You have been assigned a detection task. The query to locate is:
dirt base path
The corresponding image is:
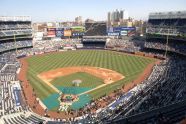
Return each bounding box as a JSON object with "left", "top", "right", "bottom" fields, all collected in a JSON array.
[
  {"left": 38, "top": 66, "right": 124, "bottom": 84},
  {"left": 37, "top": 75, "right": 60, "bottom": 93},
  {"left": 78, "top": 84, "right": 106, "bottom": 96},
  {"left": 38, "top": 66, "right": 125, "bottom": 96}
]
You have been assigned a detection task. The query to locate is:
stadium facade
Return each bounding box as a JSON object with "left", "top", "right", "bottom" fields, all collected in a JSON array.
[
  {"left": 145, "top": 11, "right": 186, "bottom": 56},
  {"left": 0, "top": 16, "right": 33, "bottom": 55}
]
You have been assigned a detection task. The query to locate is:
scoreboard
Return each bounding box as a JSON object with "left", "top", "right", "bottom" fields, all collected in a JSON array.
[{"left": 47, "top": 28, "right": 56, "bottom": 37}]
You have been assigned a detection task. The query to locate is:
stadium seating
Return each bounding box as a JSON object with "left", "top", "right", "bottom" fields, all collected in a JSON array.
[
  {"left": 144, "top": 40, "right": 186, "bottom": 55},
  {"left": 0, "top": 40, "right": 32, "bottom": 53},
  {"left": 0, "top": 23, "right": 31, "bottom": 30},
  {"left": 106, "top": 39, "right": 141, "bottom": 52}
]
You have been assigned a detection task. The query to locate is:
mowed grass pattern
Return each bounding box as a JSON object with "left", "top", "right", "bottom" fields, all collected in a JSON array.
[
  {"left": 27, "top": 50, "right": 155, "bottom": 100},
  {"left": 51, "top": 72, "right": 104, "bottom": 88}
]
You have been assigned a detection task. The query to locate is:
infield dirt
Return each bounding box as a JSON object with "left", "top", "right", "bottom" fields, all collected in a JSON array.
[{"left": 37, "top": 66, "right": 124, "bottom": 95}]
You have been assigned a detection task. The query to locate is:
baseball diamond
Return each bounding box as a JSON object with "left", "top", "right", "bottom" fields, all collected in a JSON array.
[{"left": 20, "top": 50, "right": 156, "bottom": 111}]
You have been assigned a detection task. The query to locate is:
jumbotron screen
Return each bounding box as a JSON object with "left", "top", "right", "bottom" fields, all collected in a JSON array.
[{"left": 85, "top": 22, "right": 107, "bottom": 36}]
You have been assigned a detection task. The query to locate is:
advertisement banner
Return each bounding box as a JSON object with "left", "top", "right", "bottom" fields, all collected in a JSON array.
[
  {"left": 107, "top": 32, "right": 120, "bottom": 36},
  {"left": 113, "top": 27, "right": 136, "bottom": 32},
  {"left": 71, "top": 26, "right": 85, "bottom": 32},
  {"left": 72, "top": 32, "right": 85, "bottom": 36},
  {"left": 13, "top": 87, "right": 21, "bottom": 106},
  {"left": 56, "top": 28, "right": 64, "bottom": 37},
  {"left": 47, "top": 28, "right": 56, "bottom": 37},
  {"left": 120, "top": 30, "right": 128, "bottom": 36},
  {"left": 64, "top": 30, "right": 72, "bottom": 37},
  {"left": 47, "top": 31, "right": 55, "bottom": 37}
]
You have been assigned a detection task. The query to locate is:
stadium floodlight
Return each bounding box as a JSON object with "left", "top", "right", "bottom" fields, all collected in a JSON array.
[
  {"left": 13, "top": 30, "right": 18, "bottom": 55},
  {"left": 164, "top": 29, "right": 169, "bottom": 58}
]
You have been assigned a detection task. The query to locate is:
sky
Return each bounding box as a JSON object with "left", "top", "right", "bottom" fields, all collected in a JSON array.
[{"left": 0, "top": 0, "right": 186, "bottom": 22}]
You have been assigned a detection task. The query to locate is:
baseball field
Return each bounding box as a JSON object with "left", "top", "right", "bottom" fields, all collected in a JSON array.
[{"left": 25, "top": 50, "right": 156, "bottom": 111}]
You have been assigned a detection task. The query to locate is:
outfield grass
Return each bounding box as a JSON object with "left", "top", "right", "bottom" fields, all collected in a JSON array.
[
  {"left": 26, "top": 50, "right": 156, "bottom": 100},
  {"left": 51, "top": 72, "right": 104, "bottom": 88}
]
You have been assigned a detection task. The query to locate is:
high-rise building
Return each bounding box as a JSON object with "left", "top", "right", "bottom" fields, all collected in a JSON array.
[
  {"left": 108, "top": 12, "right": 111, "bottom": 24},
  {"left": 75, "top": 16, "right": 82, "bottom": 25},
  {"left": 107, "top": 9, "right": 129, "bottom": 26},
  {"left": 111, "top": 11, "right": 115, "bottom": 22},
  {"left": 115, "top": 9, "right": 120, "bottom": 22},
  {"left": 120, "top": 10, "right": 124, "bottom": 20}
]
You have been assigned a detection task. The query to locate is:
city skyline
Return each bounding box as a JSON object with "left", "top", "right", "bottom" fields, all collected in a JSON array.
[{"left": 0, "top": 0, "right": 186, "bottom": 22}]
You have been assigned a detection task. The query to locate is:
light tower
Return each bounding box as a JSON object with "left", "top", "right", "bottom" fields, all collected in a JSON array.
[
  {"left": 164, "top": 28, "right": 170, "bottom": 58},
  {"left": 13, "top": 31, "right": 18, "bottom": 55}
]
